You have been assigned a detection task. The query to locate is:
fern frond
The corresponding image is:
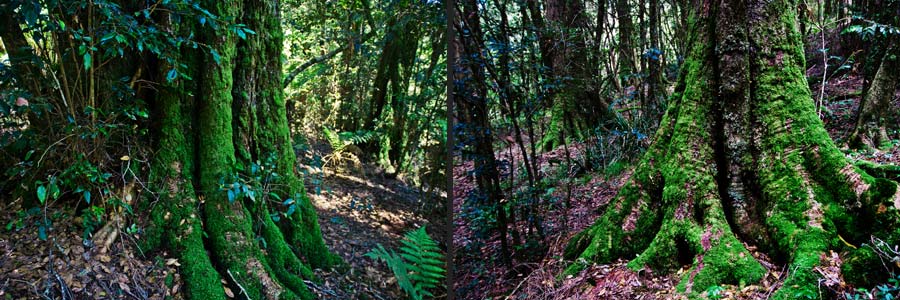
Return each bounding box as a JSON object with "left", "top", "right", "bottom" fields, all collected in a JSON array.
[
  {"left": 322, "top": 127, "right": 346, "bottom": 152},
  {"left": 366, "top": 226, "right": 446, "bottom": 300}
]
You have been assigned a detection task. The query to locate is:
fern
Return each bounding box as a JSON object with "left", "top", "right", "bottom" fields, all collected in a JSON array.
[
  {"left": 322, "top": 128, "right": 376, "bottom": 174},
  {"left": 322, "top": 127, "right": 346, "bottom": 152},
  {"left": 338, "top": 129, "right": 377, "bottom": 146},
  {"left": 366, "top": 226, "right": 446, "bottom": 300}
]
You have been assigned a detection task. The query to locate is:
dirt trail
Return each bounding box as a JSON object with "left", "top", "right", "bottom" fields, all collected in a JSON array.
[{"left": 304, "top": 159, "right": 445, "bottom": 299}]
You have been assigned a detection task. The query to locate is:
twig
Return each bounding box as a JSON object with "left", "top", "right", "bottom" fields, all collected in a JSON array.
[
  {"left": 227, "top": 269, "right": 252, "bottom": 300},
  {"left": 503, "top": 264, "right": 539, "bottom": 300},
  {"left": 302, "top": 279, "right": 339, "bottom": 297},
  {"left": 817, "top": 22, "right": 828, "bottom": 118},
  {"left": 37, "top": 134, "right": 76, "bottom": 168}
]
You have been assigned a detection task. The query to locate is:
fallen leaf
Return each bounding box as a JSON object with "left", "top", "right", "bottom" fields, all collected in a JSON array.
[{"left": 166, "top": 258, "right": 180, "bottom": 266}]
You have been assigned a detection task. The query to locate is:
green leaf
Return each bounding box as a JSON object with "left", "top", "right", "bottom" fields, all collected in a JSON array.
[
  {"left": 49, "top": 183, "right": 60, "bottom": 199},
  {"left": 83, "top": 52, "right": 92, "bottom": 70},
  {"left": 101, "top": 32, "right": 116, "bottom": 43},
  {"left": 842, "top": 25, "right": 862, "bottom": 34},
  {"left": 37, "top": 185, "right": 47, "bottom": 204},
  {"left": 84, "top": 191, "right": 91, "bottom": 204},
  {"left": 58, "top": 20, "right": 66, "bottom": 31},
  {"left": 210, "top": 49, "right": 221, "bottom": 64},
  {"left": 286, "top": 204, "right": 296, "bottom": 216},
  {"left": 166, "top": 68, "right": 178, "bottom": 82}
]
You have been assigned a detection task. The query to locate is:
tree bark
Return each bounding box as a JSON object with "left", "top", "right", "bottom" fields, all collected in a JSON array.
[
  {"left": 616, "top": 0, "right": 636, "bottom": 83},
  {"left": 146, "top": 0, "right": 336, "bottom": 299},
  {"left": 564, "top": 0, "right": 900, "bottom": 298},
  {"left": 848, "top": 38, "right": 899, "bottom": 150},
  {"left": 454, "top": 0, "right": 512, "bottom": 265}
]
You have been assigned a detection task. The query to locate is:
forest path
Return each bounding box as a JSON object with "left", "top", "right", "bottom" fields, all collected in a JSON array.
[{"left": 300, "top": 142, "right": 446, "bottom": 299}]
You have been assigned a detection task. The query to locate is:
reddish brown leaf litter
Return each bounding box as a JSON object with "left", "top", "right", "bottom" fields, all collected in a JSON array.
[
  {"left": 453, "top": 143, "right": 629, "bottom": 300},
  {"left": 0, "top": 203, "right": 179, "bottom": 300}
]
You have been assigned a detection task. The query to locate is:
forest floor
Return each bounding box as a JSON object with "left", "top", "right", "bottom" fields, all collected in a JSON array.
[
  {"left": 298, "top": 141, "right": 448, "bottom": 299},
  {"left": 453, "top": 68, "right": 900, "bottom": 300},
  {"left": 0, "top": 141, "right": 445, "bottom": 300}
]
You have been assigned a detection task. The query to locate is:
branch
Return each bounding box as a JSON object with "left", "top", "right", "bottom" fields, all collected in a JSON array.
[
  {"left": 283, "top": 2, "right": 380, "bottom": 88},
  {"left": 282, "top": 44, "right": 347, "bottom": 88}
]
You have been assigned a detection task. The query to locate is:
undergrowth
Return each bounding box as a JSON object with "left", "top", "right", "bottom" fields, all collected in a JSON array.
[{"left": 366, "top": 226, "right": 446, "bottom": 300}]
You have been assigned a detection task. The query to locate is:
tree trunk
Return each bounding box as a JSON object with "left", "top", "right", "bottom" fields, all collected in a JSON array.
[
  {"left": 563, "top": 0, "right": 900, "bottom": 298},
  {"left": 645, "top": 0, "right": 664, "bottom": 125},
  {"left": 616, "top": 0, "right": 636, "bottom": 84},
  {"left": 540, "top": 0, "right": 615, "bottom": 151},
  {"left": 365, "top": 22, "right": 401, "bottom": 131},
  {"left": 146, "top": 0, "right": 336, "bottom": 299},
  {"left": 454, "top": 0, "right": 512, "bottom": 265},
  {"left": 848, "top": 38, "right": 899, "bottom": 150}
]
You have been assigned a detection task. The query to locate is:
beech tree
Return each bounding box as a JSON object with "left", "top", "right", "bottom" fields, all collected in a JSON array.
[{"left": 563, "top": 0, "right": 900, "bottom": 298}]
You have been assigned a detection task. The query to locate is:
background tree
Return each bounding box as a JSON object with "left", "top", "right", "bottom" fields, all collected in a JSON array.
[{"left": 280, "top": 0, "right": 446, "bottom": 182}]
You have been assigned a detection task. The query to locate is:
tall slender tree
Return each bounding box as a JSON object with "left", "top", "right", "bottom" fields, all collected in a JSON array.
[
  {"left": 454, "top": 0, "right": 512, "bottom": 265},
  {"left": 848, "top": 38, "right": 899, "bottom": 150}
]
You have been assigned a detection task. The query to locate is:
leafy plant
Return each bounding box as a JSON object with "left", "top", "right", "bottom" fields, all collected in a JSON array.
[
  {"left": 366, "top": 226, "right": 446, "bottom": 300},
  {"left": 219, "top": 154, "right": 304, "bottom": 222},
  {"left": 705, "top": 285, "right": 725, "bottom": 300},
  {"left": 321, "top": 127, "right": 375, "bottom": 174}
]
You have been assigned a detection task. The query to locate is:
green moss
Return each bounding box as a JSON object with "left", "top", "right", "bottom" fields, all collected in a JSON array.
[
  {"left": 255, "top": 203, "right": 315, "bottom": 299},
  {"left": 281, "top": 192, "right": 344, "bottom": 270},
  {"left": 147, "top": 43, "right": 225, "bottom": 298},
  {"left": 869, "top": 178, "right": 898, "bottom": 203},
  {"left": 842, "top": 247, "right": 884, "bottom": 286},
  {"left": 540, "top": 90, "right": 587, "bottom": 152},
  {"left": 562, "top": 2, "right": 900, "bottom": 299},
  {"left": 855, "top": 160, "right": 900, "bottom": 181}
]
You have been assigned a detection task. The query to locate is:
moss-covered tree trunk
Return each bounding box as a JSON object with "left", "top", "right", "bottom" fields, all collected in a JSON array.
[
  {"left": 563, "top": 0, "right": 900, "bottom": 298},
  {"left": 147, "top": 0, "right": 336, "bottom": 299},
  {"left": 539, "top": 0, "right": 616, "bottom": 152},
  {"left": 848, "top": 38, "right": 899, "bottom": 151}
]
